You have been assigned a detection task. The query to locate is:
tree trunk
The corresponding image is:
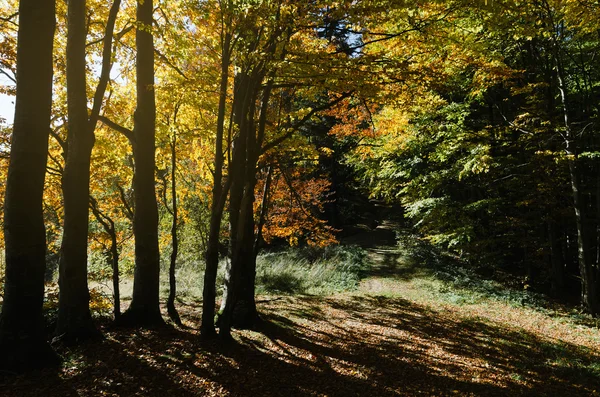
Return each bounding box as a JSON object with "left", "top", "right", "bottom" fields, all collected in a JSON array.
[
  {"left": 110, "top": 228, "right": 121, "bottom": 320},
  {"left": 218, "top": 71, "right": 256, "bottom": 339},
  {"left": 201, "top": 29, "right": 232, "bottom": 338},
  {"left": 554, "top": 41, "right": 600, "bottom": 316},
  {"left": 120, "top": 0, "right": 163, "bottom": 326},
  {"left": 231, "top": 189, "right": 259, "bottom": 330},
  {"left": 219, "top": 71, "right": 267, "bottom": 337},
  {"left": 55, "top": 0, "right": 97, "bottom": 343},
  {"left": 0, "top": 0, "right": 59, "bottom": 372},
  {"left": 218, "top": 133, "right": 247, "bottom": 339},
  {"left": 167, "top": 137, "right": 181, "bottom": 326}
]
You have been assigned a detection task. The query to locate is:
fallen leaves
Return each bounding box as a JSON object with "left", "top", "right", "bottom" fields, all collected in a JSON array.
[{"left": 2, "top": 226, "right": 600, "bottom": 396}]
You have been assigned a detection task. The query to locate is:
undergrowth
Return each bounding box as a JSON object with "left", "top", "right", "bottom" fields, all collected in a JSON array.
[
  {"left": 156, "top": 244, "right": 368, "bottom": 300},
  {"left": 394, "top": 230, "right": 600, "bottom": 329},
  {"left": 255, "top": 245, "right": 368, "bottom": 295},
  {"left": 396, "top": 230, "right": 544, "bottom": 305}
]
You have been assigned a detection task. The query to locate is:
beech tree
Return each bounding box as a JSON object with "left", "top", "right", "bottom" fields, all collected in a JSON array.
[
  {"left": 118, "top": 0, "right": 162, "bottom": 325},
  {"left": 55, "top": 0, "right": 122, "bottom": 342},
  {"left": 0, "top": 0, "right": 58, "bottom": 371}
]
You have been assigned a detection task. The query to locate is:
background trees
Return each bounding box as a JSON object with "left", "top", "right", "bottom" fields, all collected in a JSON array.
[{"left": 348, "top": 0, "right": 600, "bottom": 313}]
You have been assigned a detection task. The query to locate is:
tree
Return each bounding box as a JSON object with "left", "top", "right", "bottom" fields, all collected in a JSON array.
[
  {"left": 55, "top": 0, "right": 122, "bottom": 343},
  {"left": 0, "top": 0, "right": 58, "bottom": 371},
  {"left": 119, "top": 0, "right": 163, "bottom": 325},
  {"left": 200, "top": 0, "right": 233, "bottom": 338},
  {"left": 213, "top": 1, "right": 358, "bottom": 338}
]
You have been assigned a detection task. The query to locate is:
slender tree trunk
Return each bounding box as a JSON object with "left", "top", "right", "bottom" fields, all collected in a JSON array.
[
  {"left": 231, "top": 185, "right": 259, "bottom": 329},
  {"left": 167, "top": 137, "right": 181, "bottom": 325},
  {"left": 217, "top": 72, "right": 253, "bottom": 339},
  {"left": 110, "top": 228, "right": 121, "bottom": 320},
  {"left": 89, "top": 198, "right": 121, "bottom": 320},
  {"left": 55, "top": 0, "right": 97, "bottom": 343},
  {"left": 227, "top": 94, "right": 273, "bottom": 331},
  {"left": 56, "top": 0, "right": 121, "bottom": 339},
  {"left": 0, "top": 0, "right": 58, "bottom": 372},
  {"left": 120, "top": 0, "right": 163, "bottom": 326},
  {"left": 218, "top": 133, "right": 247, "bottom": 339},
  {"left": 232, "top": 166, "right": 273, "bottom": 330},
  {"left": 201, "top": 30, "right": 232, "bottom": 338},
  {"left": 555, "top": 43, "right": 600, "bottom": 316}
]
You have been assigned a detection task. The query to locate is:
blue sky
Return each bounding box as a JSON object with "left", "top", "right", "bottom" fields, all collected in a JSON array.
[{"left": 0, "top": 93, "right": 14, "bottom": 124}]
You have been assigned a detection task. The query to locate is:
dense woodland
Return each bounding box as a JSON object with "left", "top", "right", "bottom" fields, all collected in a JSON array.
[{"left": 1, "top": 0, "right": 600, "bottom": 380}]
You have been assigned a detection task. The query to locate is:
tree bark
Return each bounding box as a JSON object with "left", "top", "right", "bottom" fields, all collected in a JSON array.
[
  {"left": 0, "top": 0, "right": 59, "bottom": 372},
  {"left": 120, "top": 0, "right": 163, "bottom": 326},
  {"left": 55, "top": 0, "right": 97, "bottom": 344},
  {"left": 167, "top": 136, "right": 181, "bottom": 326},
  {"left": 218, "top": 72, "right": 255, "bottom": 339},
  {"left": 201, "top": 27, "right": 232, "bottom": 338}
]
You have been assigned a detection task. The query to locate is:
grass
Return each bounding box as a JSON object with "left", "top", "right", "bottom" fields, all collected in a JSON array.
[
  {"left": 86, "top": 244, "right": 369, "bottom": 308},
  {"left": 255, "top": 245, "right": 367, "bottom": 295}
]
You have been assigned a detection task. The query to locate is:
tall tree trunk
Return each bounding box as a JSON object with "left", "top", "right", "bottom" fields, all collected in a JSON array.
[
  {"left": 56, "top": 0, "right": 121, "bottom": 340},
  {"left": 0, "top": 0, "right": 58, "bottom": 372},
  {"left": 232, "top": 166, "right": 273, "bottom": 330},
  {"left": 230, "top": 185, "right": 259, "bottom": 330},
  {"left": 120, "top": 0, "right": 163, "bottom": 326},
  {"left": 219, "top": 71, "right": 267, "bottom": 337},
  {"left": 554, "top": 42, "right": 600, "bottom": 316},
  {"left": 201, "top": 27, "right": 232, "bottom": 338},
  {"left": 227, "top": 84, "right": 274, "bottom": 331},
  {"left": 55, "top": 0, "right": 97, "bottom": 343},
  {"left": 218, "top": 72, "right": 251, "bottom": 339},
  {"left": 111, "top": 233, "right": 121, "bottom": 320},
  {"left": 218, "top": 133, "right": 247, "bottom": 339},
  {"left": 167, "top": 136, "right": 181, "bottom": 325}
]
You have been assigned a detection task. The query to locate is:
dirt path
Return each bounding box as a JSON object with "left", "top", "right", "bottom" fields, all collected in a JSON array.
[{"left": 342, "top": 221, "right": 431, "bottom": 295}]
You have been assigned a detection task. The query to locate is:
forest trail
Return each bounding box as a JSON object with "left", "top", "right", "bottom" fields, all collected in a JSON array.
[
  {"left": 341, "top": 215, "right": 435, "bottom": 296},
  {"left": 3, "top": 223, "right": 600, "bottom": 396}
]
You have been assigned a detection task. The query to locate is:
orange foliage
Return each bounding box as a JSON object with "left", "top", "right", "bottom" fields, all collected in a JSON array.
[{"left": 257, "top": 168, "right": 337, "bottom": 248}]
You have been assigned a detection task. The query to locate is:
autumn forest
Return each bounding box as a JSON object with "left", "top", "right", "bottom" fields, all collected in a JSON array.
[{"left": 1, "top": 0, "right": 600, "bottom": 395}]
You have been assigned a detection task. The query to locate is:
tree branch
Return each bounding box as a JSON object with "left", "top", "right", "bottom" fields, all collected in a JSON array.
[
  {"left": 154, "top": 48, "right": 189, "bottom": 80},
  {"left": 89, "top": 0, "right": 122, "bottom": 129},
  {"left": 0, "top": 68, "right": 16, "bottom": 84},
  {"left": 116, "top": 182, "right": 134, "bottom": 222},
  {"left": 262, "top": 92, "right": 352, "bottom": 153},
  {"left": 98, "top": 115, "right": 135, "bottom": 143}
]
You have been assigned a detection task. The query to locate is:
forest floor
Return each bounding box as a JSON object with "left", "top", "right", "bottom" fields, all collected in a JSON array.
[{"left": 2, "top": 222, "right": 600, "bottom": 396}]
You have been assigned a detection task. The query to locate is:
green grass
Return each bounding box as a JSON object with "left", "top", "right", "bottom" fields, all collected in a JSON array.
[
  {"left": 155, "top": 244, "right": 369, "bottom": 302},
  {"left": 392, "top": 229, "right": 549, "bottom": 309},
  {"left": 255, "top": 245, "right": 368, "bottom": 295}
]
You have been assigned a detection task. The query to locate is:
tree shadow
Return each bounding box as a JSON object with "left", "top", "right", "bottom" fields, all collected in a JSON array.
[
  {"left": 249, "top": 295, "right": 600, "bottom": 396},
  {"left": 2, "top": 294, "right": 599, "bottom": 396}
]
